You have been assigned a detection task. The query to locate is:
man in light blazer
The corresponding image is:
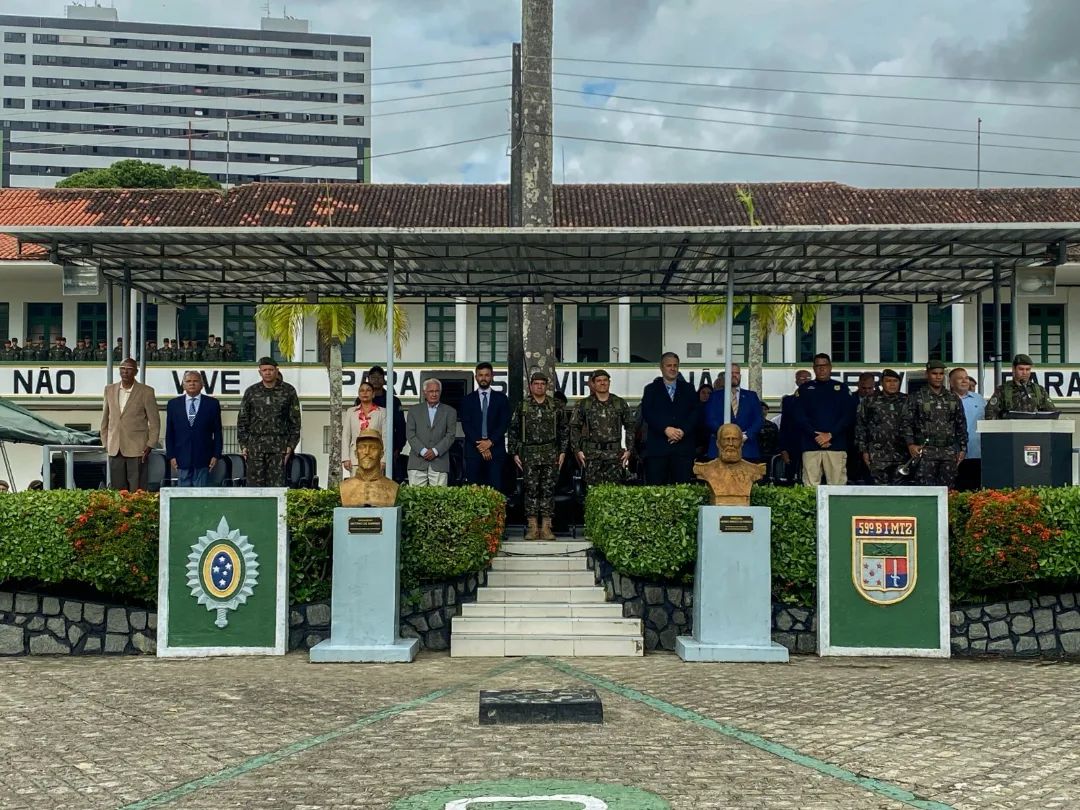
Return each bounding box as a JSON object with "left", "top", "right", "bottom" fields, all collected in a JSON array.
[
  {"left": 405, "top": 378, "right": 457, "bottom": 486},
  {"left": 166, "top": 370, "right": 223, "bottom": 487},
  {"left": 100, "top": 357, "right": 160, "bottom": 491}
]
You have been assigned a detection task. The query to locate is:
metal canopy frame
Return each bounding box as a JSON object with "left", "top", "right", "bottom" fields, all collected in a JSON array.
[{"left": 6, "top": 223, "right": 1079, "bottom": 302}]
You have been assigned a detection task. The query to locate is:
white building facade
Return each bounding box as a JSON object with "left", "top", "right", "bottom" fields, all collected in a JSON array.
[{"left": 0, "top": 5, "right": 371, "bottom": 187}]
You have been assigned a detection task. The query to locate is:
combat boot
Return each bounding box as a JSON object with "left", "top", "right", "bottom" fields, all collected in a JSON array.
[
  {"left": 539, "top": 517, "right": 556, "bottom": 541},
  {"left": 524, "top": 516, "right": 539, "bottom": 541}
]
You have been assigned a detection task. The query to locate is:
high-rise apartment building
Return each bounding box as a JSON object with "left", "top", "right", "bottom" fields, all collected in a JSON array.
[{"left": 0, "top": 4, "right": 371, "bottom": 187}]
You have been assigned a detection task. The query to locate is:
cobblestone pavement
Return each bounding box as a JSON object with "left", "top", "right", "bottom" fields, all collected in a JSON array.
[{"left": 1, "top": 652, "right": 1077, "bottom": 809}]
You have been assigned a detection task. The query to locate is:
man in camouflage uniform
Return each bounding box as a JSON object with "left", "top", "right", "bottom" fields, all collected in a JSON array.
[
  {"left": 855, "top": 369, "right": 908, "bottom": 484},
  {"left": 985, "top": 353, "right": 1057, "bottom": 419},
  {"left": 203, "top": 336, "right": 222, "bottom": 362},
  {"left": 1, "top": 339, "right": 12, "bottom": 361},
  {"left": 570, "top": 369, "right": 637, "bottom": 487},
  {"left": 509, "top": 371, "right": 568, "bottom": 541},
  {"left": 159, "top": 339, "right": 175, "bottom": 362},
  {"left": 71, "top": 339, "right": 86, "bottom": 361},
  {"left": 31, "top": 339, "right": 48, "bottom": 361},
  {"left": 93, "top": 339, "right": 108, "bottom": 362},
  {"left": 112, "top": 338, "right": 124, "bottom": 362},
  {"left": 901, "top": 359, "right": 967, "bottom": 487},
  {"left": 49, "top": 337, "right": 72, "bottom": 362},
  {"left": 236, "top": 356, "right": 302, "bottom": 487}
]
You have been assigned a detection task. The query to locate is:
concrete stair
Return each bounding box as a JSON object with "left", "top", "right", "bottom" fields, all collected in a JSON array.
[{"left": 451, "top": 537, "right": 643, "bottom": 658}]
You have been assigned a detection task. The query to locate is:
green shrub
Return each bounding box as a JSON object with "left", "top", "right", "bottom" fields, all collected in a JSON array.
[
  {"left": 0, "top": 490, "right": 86, "bottom": 584},
  {"left": 750, "top": 486, "right": 817, "bottom": 605},
  {"left": 286, "top": 489, "right": 338, "bottom": 603},
  {"left": 1038, "top": 487, "right": 1080, "bottom": 580},
  {"left": 68, "top": 490, "right": 159, "bottom": 603},
  {"left": 585, "top": 484, "right": 708, "bottom": 580},
  {"left": 398, "top": 485, "right": 504, "bottom": 586}
]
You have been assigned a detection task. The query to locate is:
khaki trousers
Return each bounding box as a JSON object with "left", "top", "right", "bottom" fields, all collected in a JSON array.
[{"left": 801, "top": 450, "right": 847, "bottom": 487}]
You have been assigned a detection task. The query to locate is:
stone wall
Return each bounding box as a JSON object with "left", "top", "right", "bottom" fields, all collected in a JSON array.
[
  {"left": 0, "top": 591, "right": 155, "bottom": 656},
  {"left": 1, "top": 572, "right": 484, "bottom": 656}
]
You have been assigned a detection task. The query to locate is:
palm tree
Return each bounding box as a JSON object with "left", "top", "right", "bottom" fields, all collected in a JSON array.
[
  {"left": 256, "top": 298, "right": 410, "bottom": 487},
  {"left": 689, "top": 187, "right": 819, "bottom": 394}
]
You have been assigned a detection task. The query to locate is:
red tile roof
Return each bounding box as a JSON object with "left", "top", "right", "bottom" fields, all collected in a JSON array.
[{"left": 1, "top": 182, "right": 1080, "bottom": 260}]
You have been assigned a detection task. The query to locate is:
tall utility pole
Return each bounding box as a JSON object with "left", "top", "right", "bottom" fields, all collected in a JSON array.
[
  {"left": 506, "top": 42, "right": 525, "bottom": 407},
  {"left": 518, "top": 0, "right": 556, "bottom": 385}
]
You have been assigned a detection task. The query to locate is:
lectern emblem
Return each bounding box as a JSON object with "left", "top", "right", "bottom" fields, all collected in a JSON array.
[
  {"left": 1024, "top": 445, "right": 1041, "bottom": 466},
  {"left": 186, "top": 516, "right": 259, "bottom": 628},
  {"left": 851, "top": 516, "right": 917, "bottom": 605}
]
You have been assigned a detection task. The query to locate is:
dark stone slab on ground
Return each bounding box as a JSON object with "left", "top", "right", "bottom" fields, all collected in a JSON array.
[{"left": 478, "top": 689, "right": 603, "bottom": 725}]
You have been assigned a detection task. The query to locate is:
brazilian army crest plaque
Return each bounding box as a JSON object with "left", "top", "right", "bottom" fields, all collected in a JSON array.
[{"left": 158, "top": 489, "right": 287, "bottom": 657}]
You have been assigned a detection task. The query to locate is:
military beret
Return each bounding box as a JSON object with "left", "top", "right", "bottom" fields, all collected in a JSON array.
[
  {"left": 925, "top": 359, "right": 946, "bottom": 371},
  {"left": 257, "top": 356, "right": 278, "bottom": 367},
  {"left": 882, "top": 368, "right": 901, "bottom": 380},
  {"left": 1012, "top": 353, "right": 1033, "bottom": 366},
  {"left": 590, "top": 369, "right": 610, "bottom": 380},
  {"left": 530, "top": 371, "right": 549, "bottom": 383}
]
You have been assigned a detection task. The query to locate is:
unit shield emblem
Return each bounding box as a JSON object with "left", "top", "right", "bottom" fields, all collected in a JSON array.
[
  {"left": 852, "top": 516, "right": 917, "bottom": 605},
  {"left": 186, "top": 516, "right": 260, "bottom": 628},
  {"left": 1024, "top": 445, "right": 1041, "bottom": 467}
]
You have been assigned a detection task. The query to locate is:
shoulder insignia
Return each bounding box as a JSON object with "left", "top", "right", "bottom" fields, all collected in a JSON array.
[{"left": 834, "top": 385, "right": 841, "bottom": 391}]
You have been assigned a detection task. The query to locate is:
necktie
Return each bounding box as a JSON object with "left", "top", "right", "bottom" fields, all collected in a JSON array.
[
  {"left": 668, "top": 384, "right": 675, "bottom": 402},
  {"left": 480, "top": 392, "right": 489, "bottom": 439},
  {"left": 188, "top": 397, "right": 197, "bottom": 426},
  {"left": 731, "top": 390, "right": 739, "bottom": 417}
]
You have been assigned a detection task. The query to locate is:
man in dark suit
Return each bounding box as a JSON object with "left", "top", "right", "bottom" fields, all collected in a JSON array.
[
  {"left": 703, "top": 363, "right": 765, "bottom": 460},
  {"left": 460, "top": 362, "right": 510, "bottom": 490},
  {"left": 639, "top": 351, "right": 700, "bottom": 484},
  {"left": 166, "top": 370, "right": 223, "bottom": 487},
  {"left": 778, "top": 369, "right": 811, "bottom": 480}
]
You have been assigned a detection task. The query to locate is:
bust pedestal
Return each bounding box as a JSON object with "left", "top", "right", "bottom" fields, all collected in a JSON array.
[
  {"left": 676, "top": 505, "right": 788, "bottom": 663},
  {"left": 309, "top": 507, "right": 419, "bottom": 663}
]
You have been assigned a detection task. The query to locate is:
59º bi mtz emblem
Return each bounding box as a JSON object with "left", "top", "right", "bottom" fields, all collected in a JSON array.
[
  {"left": 186, "top": 516, "right": 259, "bottom": 627},
  {"left": 852, "top": 516, "right": 917, "bottom": 605}
]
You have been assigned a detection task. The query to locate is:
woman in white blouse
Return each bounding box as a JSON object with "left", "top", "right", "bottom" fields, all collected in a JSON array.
[{"left": 341, "top": 381, "right": 389, "bottom": 475}]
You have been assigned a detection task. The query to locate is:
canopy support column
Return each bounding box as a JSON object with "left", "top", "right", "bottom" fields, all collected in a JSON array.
[
  {"left": 975, "top": 290, "right": 985, "bottom": 392},
  {"left": 723, "top": 263, "right": 734, "bottom": 425},
  {"left": 138, "top": 291, "right": 148, "bottom": 379},
  {"left": 121, "top": 268, "right": 131, "bottom": 362},
  {"left": 992, "top": 262, "right": 1003, "bottom": 389},
  {"left": 385, "top": 247, "right": 395, "bottom": 474},
  {"left": 105, "top": 279, "right": 115, "bottom": 386}
]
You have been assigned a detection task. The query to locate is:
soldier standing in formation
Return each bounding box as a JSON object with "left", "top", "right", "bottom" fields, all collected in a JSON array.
[
  {"left": 509, "top": 372, "right": 568, "bottom": 541},
  {"left": 48, "top": 337, "right": 72, "bottom": 362},
  {"left": 236, "top": 356, "right": 302, "bottom": 487},
  {"left": 902, "top": 359, "right": 967, "bottom": 487},
  {"left": 855, "top": 369, "right": 908, "bottom": 484},
  {"left": 570, "top": 369, "right": 637, "bottom": 487},
  {"left": 203, "top": 337, "right": 222, "bottom": 362},
  {"left": 985, "top": 353, "right": 1057, "bottom": 419},
  {"left": 93, "top": 339, "right": 108, "bottom": 361}
]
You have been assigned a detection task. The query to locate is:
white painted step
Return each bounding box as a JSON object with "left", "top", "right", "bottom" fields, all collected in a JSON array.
[
  {"left": 462, "top": 601, "right": 624, "bottom": 618},
  {"left": 490, "top": 556, "right": 590, "bottom": 572},
  {"left": 477, "top": 586, "right": 608, "bottom": 604},
  {"left": 500, "top": 540, "right": 592, "bottom": 556},
  {"left": 453, "top": 616, "right": 642, "bottom": 636},
  {"left": 452, "top": 634, "right": 644, "bottom": 657},
  {"left": 486, "top": 570, "right": 596, "bottom": 588}
]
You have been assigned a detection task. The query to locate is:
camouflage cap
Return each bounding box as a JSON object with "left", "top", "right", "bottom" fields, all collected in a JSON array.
[
  {"left": 530, "top": 371, "right": 549, "bottom": 383},
  {"left": 925, "top": 359, "right": 946, "bottom": 371},
  {"left": 1012, "top": 353, "right": 1034, "bottom": 366},
  {"left": 590, "top": 369, "right": 610, "bottom": 380},
  {"left": 882, "top": 368, "right": 901, "bottom": 380},
  {"left": 257, "top": 356, "right": 278, "bottom": 367}
]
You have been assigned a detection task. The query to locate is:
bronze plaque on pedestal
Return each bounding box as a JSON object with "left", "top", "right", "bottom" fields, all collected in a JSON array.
[
  {"left": 718, "top": 515, "right": 754, "bottom": 533},
  {"left": 348, "top": 516, "right": 383, "bottom": 535}
]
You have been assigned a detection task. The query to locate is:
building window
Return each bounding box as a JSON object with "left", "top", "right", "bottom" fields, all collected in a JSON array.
[
  {"left": 3, "top": 98, "right": 25, "bottom": 109},
  {"left": 25, "top": 303, "right": 63, "bottom": 345},
  {"left": 729, "top": 309, "right": 750, "bottom": 363},
  {"left": 3, "top": 76, "right": 25, "bottom": 87},
  {"left": 629, "top": 303, "right": 662, "bottom": 363},
  {"left": 4, "top": 32, "right": 26, "bottom": 43},
  {"left": 554, "top": 304, "right": 564, "bottom": 363},
  {"left": 879, "top": 304, "right": 912, "bottom": 363},
  {"left": 223, "top": 304, "right": 256, "bottom": 362},
  {"left": 797, "top": 322, "right": 817, "bottom": 363},
  {"left": 927, "top": 306, "right": 953, "bottom": 362},
  {"left": 134, "top": 302, "right": 158, "bottom": 351},
  {"left": 981, "top": 303, "right": 1012, "bottom": 362},
  {"left": 0, "top": 303, "right": 8, "bottom": 344},
  {"left": 343, "top": 93, "right": 365, "bottom": 104},
  {"left": 76, "top": 302, "right": 108, "bottom": 346},
  {"left": 344, "top": 51, "right": 366, "bottom": 62},
  {"left": 176, "top": 304, "right": 209, "bottom": 343},
  {"left": 476, "top": 304, "right": 507, "bottom": 361},
  {"left": 830, "top": 304, "right": 863, "bottom": 363},
  {"left": 1027, "top": 303, "right": 1065, "bottom": 363},
  {"left": 425, "top": 303, "right": 455, "bottom": 362},
  {"left": 576, "top": 304, "right": 609, "bottom": 363},
  {"left": 4, "top": 54, "right": 26, "bottom": 64}
]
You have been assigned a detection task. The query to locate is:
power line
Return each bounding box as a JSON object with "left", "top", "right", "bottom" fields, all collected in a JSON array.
[
  {"left": 549, "top": 84, "right": 1080, "bottom": 145},
  {"left": 373, "top": 55, "right": 507, "bottom": 71},
  {"left": 545, "top": 55, "right": 1080, "bottom": 89},
  {"left": 531, "top": 130, "right": 1080, "bottom": 182},
  {"left": 551, "top": 70, "right": 1080, "bottom": 112},
  {"left": 551, "top": 101, "right": 1080, "bottom": 157}
]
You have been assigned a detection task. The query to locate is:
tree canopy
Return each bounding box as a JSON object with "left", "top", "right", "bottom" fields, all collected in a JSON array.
[{"left": 56, "top": 159, "right": 221, "bottom": 190}]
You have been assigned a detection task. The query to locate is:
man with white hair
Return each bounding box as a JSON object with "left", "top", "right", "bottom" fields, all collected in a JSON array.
[{"left": 405, "top": 378, "right": 457, "bottom": 486}]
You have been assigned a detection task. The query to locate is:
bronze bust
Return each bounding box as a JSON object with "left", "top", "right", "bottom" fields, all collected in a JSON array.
[
  {"left": 339, "top": 429, "right": 399, "bottom": 508},
  {"left": 693, "top": 423, "right": 766, "bottom": 506}
]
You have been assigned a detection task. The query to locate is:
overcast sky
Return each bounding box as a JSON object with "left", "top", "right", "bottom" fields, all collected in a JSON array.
[{"left": 10, "top": 1, "right": 1080, "bottom": 188}]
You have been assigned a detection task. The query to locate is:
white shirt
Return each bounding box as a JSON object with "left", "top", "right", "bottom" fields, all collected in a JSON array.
[{"left": 118, "top": 384, "right": 133, "bottom": 413}]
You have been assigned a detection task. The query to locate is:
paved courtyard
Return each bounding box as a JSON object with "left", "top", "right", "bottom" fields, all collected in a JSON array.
[{"left": 1, "top": 651, "right": 1077, "bottom": 809}]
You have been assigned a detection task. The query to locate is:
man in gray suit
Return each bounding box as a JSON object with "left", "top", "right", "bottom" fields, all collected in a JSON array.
[{"left": 405, "top": 378, "right": 458, "bottom": 487}]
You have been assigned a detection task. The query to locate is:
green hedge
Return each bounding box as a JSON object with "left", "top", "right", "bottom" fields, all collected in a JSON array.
[
  {"left": 0, "top": 486, "right": 504, "bottom": 606},
  {"left": 586, "top": 485, "right": 1080, "bottom": 605}
]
